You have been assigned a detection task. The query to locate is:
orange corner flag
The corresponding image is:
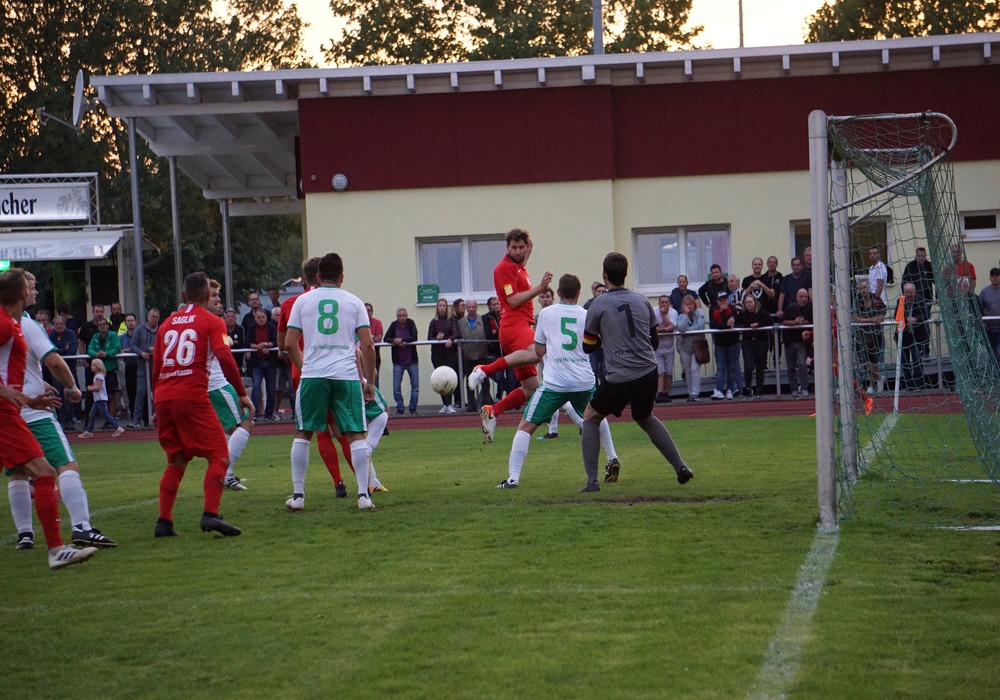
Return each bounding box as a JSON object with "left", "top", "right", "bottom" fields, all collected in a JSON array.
[{"left": 895, "top": 297, "right": 906, "bottom": 332}]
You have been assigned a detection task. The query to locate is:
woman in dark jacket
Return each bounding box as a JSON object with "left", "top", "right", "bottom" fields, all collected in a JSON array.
[
  {"left": 735, "top": 293, "right": 771, "bottom": 398},
  {"left": 427, "top": 298, "right": 460, "bottom": 412}
]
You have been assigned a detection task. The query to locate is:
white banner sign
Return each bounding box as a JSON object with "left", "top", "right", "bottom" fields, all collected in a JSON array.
[{"left": 0, "top": 183, "right": 91, "bottom": 223}]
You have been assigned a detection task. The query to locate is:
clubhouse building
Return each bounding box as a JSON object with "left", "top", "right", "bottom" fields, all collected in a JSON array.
[{"left": 91, "top": 32, "right": 1000, "bottom": 403}]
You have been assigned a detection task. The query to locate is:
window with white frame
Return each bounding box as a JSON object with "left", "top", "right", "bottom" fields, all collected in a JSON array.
[
  {"left": 418, "top": 235, "right": 507, "bottom": 302},
  {"left": 633, "top": 226, "right": 730, "bottom": 292},
  {"left": 793, "top": 218, "right": 890, "bottom": 276},
  {"left": 961, "top": 210, "right": 999, "bottom": 241}
]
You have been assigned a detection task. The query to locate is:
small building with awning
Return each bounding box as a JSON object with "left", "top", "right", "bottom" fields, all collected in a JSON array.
[{"left": 0, "top": 173, "right": 151, "bottom": 316}]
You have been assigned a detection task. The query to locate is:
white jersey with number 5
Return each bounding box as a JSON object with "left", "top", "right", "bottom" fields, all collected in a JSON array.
[
  {"left": 533, "top": 302, "right": 594, "bottom": 392},
  {"left": 287, "top": 285, "right": 369, "bottom": 380}
]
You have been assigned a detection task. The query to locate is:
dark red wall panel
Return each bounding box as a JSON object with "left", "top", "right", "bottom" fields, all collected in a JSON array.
[
  {"left": 299, "top": 64, "right": 1000, "bottom": 193},
  {"left": 299, "top": 86, "right": 615, "bottom": 193}
]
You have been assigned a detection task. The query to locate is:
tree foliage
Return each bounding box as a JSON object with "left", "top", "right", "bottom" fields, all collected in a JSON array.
[
  {"left": 0, "top": 0, "right": 309, "bottom": 313},
  {"left": 605, "top": 0, "right": 705, "bottom": 54},
  {"left": 326, "top": 0, "right": 469, "bottom": 65},
  {"left": 806, "top": 0, "right": 1000, "bottom": 42},
  {"left": 325, "top": 0, "right": 703, "bottom": 66}
]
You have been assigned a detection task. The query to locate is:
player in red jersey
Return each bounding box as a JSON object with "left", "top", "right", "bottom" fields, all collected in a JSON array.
[
  {"left": 0, "top": 269, "right": 97, "bottom": 569},
  {"left": 152, "top": 271, "right": 253, "bottom": 538},
  {"left": 277, "top": 257, "right": 353, "bottom": 501},
  {"left": 466, "top": 228, "right": 552, "bottom": 442}
]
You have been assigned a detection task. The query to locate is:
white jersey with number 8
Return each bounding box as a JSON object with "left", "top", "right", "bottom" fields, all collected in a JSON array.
[{"left": 287, "top": 286, "right": 369, "bottom": 380}]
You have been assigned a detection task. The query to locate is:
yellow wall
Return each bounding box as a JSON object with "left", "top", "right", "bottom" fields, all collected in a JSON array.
[
  {"left": 611, "top": 171, "right": 811, "bottom": 275},
  {"left": 304, "top": 180, "right": 616, "bottom": 406},
  {"left": 955, "top": 161, "right": 1000, "bottom": 278},
  {"left": 303, "top": 161, "right": 999, "bottom": 406}
]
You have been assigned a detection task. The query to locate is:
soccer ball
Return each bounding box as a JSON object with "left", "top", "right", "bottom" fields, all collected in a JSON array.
[{"left": 430, "top": 366, "right": 458, "bottom": 396}]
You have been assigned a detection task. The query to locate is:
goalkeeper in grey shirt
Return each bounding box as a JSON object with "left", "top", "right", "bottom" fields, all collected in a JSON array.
[{"left": 579, "top": 252, "right": 694, "bottom": 492}]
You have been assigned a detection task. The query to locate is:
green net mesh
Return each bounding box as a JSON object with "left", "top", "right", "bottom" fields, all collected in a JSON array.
[{"left": 828, "top": 112, "right": 1000, "bottom": 528}]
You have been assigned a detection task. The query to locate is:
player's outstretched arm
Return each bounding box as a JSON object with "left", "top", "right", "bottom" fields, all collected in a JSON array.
[
  {"left": 506, "top": 271, "right": 554, "bottom": 310},
  {"left": 27, "top": 391, "right": 61, "bottom": 410},
  {"left": 217, "top": 345, "right": 249, "bottom": 400},
  {"left": 285, "top": 328, "right": 304, "bottom": 371},
  {"left": 0, "top": 383, "right": 29, "bottom": 407},
  {"left": 42, "top": 353, "right": 82, "bottom": 401},
  {"left": 239, "top": 394, "right": 256, "bottom": 420},
  {"left": 356, "top": 327, "right": 377, "bottom": 400}
]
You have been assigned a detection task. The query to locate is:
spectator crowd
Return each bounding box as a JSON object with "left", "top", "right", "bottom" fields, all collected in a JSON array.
[{"left": 21, "top": 240, "right": 1000, "bottom": 438}]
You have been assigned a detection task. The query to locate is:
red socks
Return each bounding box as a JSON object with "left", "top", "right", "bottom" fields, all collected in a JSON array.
[
  {"left": 33, "top": 475, "right": 63, "bottom": 548},
  {"left": 203, "top": 459, "right": 227, "bottom": 515},
  {"left": 158, "top": 464, "right": 185, "bottom": 521},
  {"left": 316, "top": 431, "right": 345, "bottom": 484},
  {"left": 491, "top": 387, "right": 525, "bottom": 417},
  {"left": 483, "top": 356, "right": 510, "bottom": 375},
  {"left": 337, "top": 434, "right": 356, "bottom": 473}
]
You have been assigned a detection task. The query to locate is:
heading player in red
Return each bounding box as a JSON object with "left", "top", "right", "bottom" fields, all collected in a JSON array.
[
  {"left": 466, "top": 227, "right": 553, "bottom": 442},
  {"left": 152, "top": 271, "right": 254, "bottom": 539},
  {"left": 0, "top": 268, "right": 97, "bottom": 569}
]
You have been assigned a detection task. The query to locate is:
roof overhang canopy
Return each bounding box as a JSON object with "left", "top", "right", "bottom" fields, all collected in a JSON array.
[
  {"left": 90, "top": 33, "right": 999, "bottom": 216},
  {"left": 0, "top": 229, "right": 127, "bottom": 262}
]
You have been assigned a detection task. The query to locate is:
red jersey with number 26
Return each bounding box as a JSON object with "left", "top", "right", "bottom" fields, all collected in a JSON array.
[{"left": 152, "top": 304, "right": 235, "bottom": 403}]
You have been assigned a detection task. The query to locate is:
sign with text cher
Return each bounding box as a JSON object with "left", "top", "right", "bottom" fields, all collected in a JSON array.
[{"left": 0, "top": 183, "right": 91, "bottom": 223}]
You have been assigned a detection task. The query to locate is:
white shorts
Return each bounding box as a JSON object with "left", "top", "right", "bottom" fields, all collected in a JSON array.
[{"left": 655, "top": 346, "right": 675, "bottom": 376}]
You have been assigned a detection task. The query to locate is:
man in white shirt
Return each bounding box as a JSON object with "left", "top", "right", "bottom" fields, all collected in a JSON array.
[{"left": 868, "top": 245, "right": 888, "bottom": 305}]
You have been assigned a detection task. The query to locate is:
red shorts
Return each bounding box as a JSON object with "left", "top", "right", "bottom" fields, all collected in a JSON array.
[
  {"left": 499, "top": 321, "right": 538, "bottom": 381},
  {"left": 155, "top": 399, "right": 230, "bottom": 463},
  {"left": 0, "top": 407, "right": 44, "bottom": 473}
]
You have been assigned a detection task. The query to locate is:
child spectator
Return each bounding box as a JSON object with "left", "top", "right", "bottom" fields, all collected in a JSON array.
[{"left": 80, "top": 359, "right": 125, "bottom": 438}]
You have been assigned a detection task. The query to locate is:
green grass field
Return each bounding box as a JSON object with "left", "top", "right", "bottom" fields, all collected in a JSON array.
[
  {"left": 842, "top": 412, "right": 1000, "bottom": 528},
  {"left": 3, "top": 417, "right": 999, "bottom": 698}
]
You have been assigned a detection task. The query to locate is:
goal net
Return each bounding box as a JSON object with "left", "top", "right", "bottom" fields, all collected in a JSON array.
[{"left": 820, "top": 112, "right": 1000, "bottom": 529}]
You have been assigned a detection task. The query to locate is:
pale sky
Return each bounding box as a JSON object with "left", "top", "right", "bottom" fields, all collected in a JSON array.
[{"left": 292, "top": 0, "right": 827, "bottom": 65}]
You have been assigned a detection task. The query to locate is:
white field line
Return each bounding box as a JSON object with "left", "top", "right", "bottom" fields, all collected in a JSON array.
[
  {"left": 939, "top": 525, "right": 1000, "bottom": 531},
  {"left": 746, "top": 528, "right": 840, "bottom": 700},
  {"left": 856, "top": 413, "right": 899, "bottom": 477},
  {"left": 0, "top": 491, "right": 193, "bottom": 547},
  {"left": 748, "top": 414, "right": 897, "bottom": 698}
]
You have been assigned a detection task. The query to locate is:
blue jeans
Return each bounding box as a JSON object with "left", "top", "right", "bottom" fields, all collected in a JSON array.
[
  {"left": 714, "top": 342, "right": 742, "bottom": 393},
  {"left": 251, "top": 362, "right": 276, "bottom": 418},
  {"left": 85, "top": 400, "right": 119, "bottom": 432},
  {"left": 133, "top": 360, "right": 152, "bottom": 425},
  {"left": 393, "top": 362, "right": 419, "bottom": 411},
  {"left": 785, "top": 340, "right": 809, "bottom": 390}
]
